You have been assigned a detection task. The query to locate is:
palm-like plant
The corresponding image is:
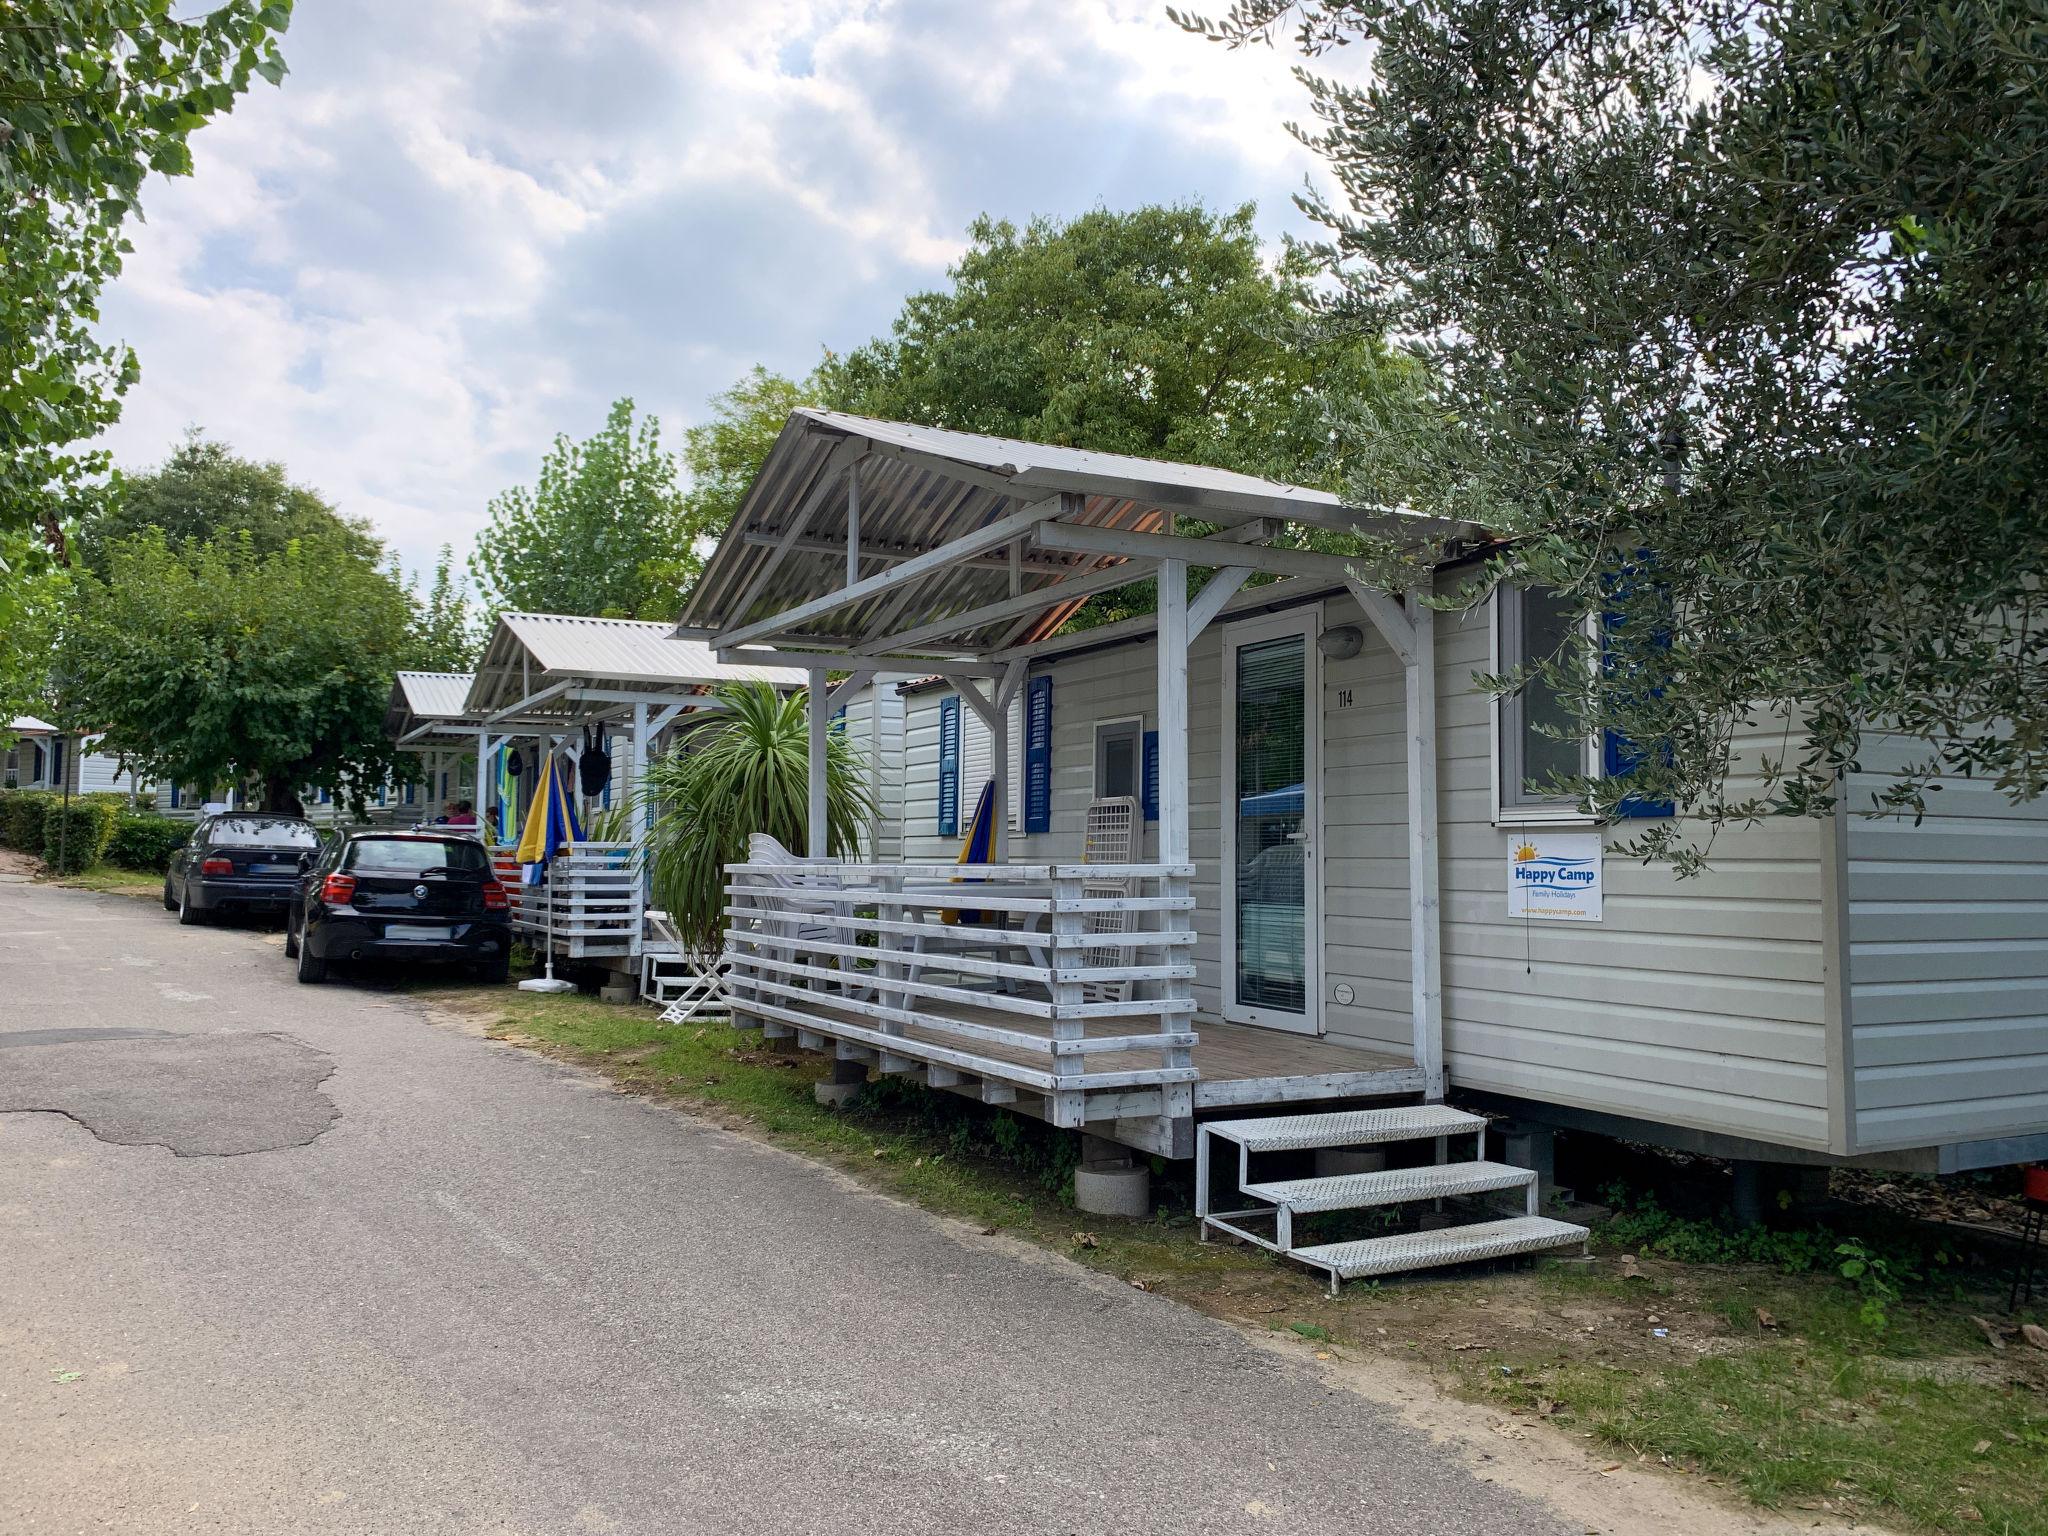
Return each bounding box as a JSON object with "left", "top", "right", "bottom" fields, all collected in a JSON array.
[{"left": 638, "top": 680, "right": 874, "bottom": 947}]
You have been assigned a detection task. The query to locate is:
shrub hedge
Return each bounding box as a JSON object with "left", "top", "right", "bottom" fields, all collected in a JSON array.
[
  {"left": 41, "top": 799, "right": 120, "bottom": 875},
  {"left": 105, "top": 813, "right": 193, "bottom": 873},
  {"left": 2, "top": 789, "right": 56, "bottom": 853}
]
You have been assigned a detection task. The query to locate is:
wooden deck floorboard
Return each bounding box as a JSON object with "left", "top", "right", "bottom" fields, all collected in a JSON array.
[{"left": 764, "top": 988, "right": 1412, "bottom": 1086}]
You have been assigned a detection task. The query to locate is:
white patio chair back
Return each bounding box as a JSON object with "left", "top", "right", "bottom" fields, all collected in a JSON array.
[
  {"left": 1080, "top": 797, "right": 1139, "bottom": 1003},
  {"left": 737, "top": 833, "right": 869, "bottom": 1003},
  {"left": 1082, "top": 797, "right": 1137, "bottom": 866}
]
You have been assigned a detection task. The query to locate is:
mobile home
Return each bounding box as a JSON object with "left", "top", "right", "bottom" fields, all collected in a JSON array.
[{"left": 674, "top": 410, "right": 2048, "bottom": 1199}]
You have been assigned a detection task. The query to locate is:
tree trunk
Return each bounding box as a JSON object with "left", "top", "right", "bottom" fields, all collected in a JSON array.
[{"left": 265, "top": 771, "right": 306, "bottom": 818}]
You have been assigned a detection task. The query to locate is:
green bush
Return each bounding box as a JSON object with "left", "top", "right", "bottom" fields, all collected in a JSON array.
[
  {"left": 3, "top": 790, "right": 56, "bottom": 852},
  {"left": 105, "top": 813, "right": 192, "bottom": 873},
  {"left": 41, "top": 800, "right": 119, "bottom": 874}
]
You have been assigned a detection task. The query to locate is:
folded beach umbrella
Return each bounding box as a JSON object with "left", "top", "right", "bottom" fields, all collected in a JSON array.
[
  {"left": 515, "top": 751, "right": 584, "bottom": 886},
  {"left": 943, "top": 779, "right": 997, "bottom": 925}
]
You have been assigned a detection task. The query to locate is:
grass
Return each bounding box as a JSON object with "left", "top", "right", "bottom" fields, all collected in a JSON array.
[
  {"left": 415, "top": 982, "right": 2048, "bottom": 1534},
  {"left": 1446, "top": 1268, "right": 2048, "bottom": 1532},
  {"left": 51, "top": 862, "right": 163, "bottom": 895}
]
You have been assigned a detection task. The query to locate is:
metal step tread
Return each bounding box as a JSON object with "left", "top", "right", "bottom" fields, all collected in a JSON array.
[
  {"left": 1242, "top": 1160, "right": 1535, "bottom": 1213},
  {"left": 1202, "top": 1104, "right": 1484, "bottom": 1153},
  {"left": 1292, "top": 1216, "right": 1587, "bottom": 1279}
]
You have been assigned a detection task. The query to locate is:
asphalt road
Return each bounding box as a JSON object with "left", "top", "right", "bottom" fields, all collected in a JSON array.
[{"left": 1, "top": 873, "right": 1573, "bottom": 1536}]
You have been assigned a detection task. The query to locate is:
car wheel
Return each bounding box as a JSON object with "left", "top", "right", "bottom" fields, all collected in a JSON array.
[
  {"left": 477, "top": 955, "right": 510, "bottom": 985},
  {"left": 162, "top": 880, "right": 177, "bottom": 912},
  {"left": 177, "top": 887, "right": 206, "bottom": 926},
  {"left": 295, "top": 934, "right": 327, "bottom": 984},
  {"left": 283, "top": 911, "right": 300, "bottom": 958}
]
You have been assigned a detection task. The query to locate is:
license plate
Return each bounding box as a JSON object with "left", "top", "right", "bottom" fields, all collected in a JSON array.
[
  {"left": 385, "top": 924, "right": 454, "bottom": 942},
  {"left": 250, "top": 863, "right": 296, "bottom": 875}
]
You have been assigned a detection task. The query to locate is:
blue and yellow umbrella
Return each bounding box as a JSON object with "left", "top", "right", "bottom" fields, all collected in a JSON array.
[{"left": 515, "top": 751, "right": 584, "bottom": 886}]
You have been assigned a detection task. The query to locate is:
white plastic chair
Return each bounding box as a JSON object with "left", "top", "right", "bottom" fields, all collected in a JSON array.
[
  {"left": 740, "top": 834, "right": 868, "bottom": 999},
  {"left": 646, "top": 908, "right": 730, "bottom": 1025},
  {"left": 1080, "top": 797, "right": 1139, "bottom": 1003}
]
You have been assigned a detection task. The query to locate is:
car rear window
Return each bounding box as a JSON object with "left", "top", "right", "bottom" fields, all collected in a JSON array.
[
  {"left": 208, "top": 817, "right": 318, "bottom": 848},
  {"left": 345, "top": 839, "right": 490, "bottom": 874}
]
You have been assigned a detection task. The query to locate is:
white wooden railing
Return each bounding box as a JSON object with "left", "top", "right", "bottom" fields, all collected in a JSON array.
[
  {"left": 721, "top": 860, "right": 1197, "bottom": 1128},
  {"left": 489, "top": 842, "right": 640, "bottom": 959}
]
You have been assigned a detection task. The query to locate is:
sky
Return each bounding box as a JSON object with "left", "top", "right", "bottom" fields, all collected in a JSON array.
[{"left": 95, "top": 0, "right": 1347, "bottom": 583}]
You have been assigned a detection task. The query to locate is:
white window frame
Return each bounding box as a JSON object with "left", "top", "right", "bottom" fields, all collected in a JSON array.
[
  {"left": 1219, "top": 609, "right": 1322, "bottom": 1036},
  {"left": 1490, "top": 584, "right": 1602, "bottom": 828},
  {"left": 1091, "top": 714, "right": 1144, "bottom": 804}
]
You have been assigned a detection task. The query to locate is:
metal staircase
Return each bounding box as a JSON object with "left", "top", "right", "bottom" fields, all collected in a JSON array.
[{"left": 1196, "top": 1106, "right": 1588, "bottom": 1294}]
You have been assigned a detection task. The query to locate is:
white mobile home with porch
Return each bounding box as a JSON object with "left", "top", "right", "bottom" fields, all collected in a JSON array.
[{"left": 675, "top": 410, "right": 2048, "bottom": 1209}]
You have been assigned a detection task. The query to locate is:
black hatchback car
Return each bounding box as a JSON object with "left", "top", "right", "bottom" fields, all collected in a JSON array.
[
  {"left": 164, "top": 813, "right": 321, "bottom": 924},
  {"left": 286, "top": 831, "right": 512, "bottom": 984}
]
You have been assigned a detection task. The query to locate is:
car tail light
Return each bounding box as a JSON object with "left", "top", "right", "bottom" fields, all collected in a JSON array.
[
  {"left": 481, "top": 878, "right": 509, "bottom": 911},
  {"left": 320, "top": 873, "right": 357, "bottom": 905},
  {"left": 201, "top": 857, "right": 234, "bottom": 876}
]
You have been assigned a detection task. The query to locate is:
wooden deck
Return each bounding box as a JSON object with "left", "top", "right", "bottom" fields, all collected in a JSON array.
[{"left": 722, "top": 857, "right": 1424, "bottom": 1159}]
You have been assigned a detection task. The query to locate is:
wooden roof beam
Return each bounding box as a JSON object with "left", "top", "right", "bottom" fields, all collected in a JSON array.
[{"left": 710, "top": 496, "right": 1064, "bottom": 650}]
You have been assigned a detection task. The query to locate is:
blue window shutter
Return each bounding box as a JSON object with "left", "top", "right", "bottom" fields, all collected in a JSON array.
[
  {"left": 1141, "top": 731, "right": 1159, "bottom": 821},
  {"left": 938, "top": 696, "right": 961, "bottom": 837},
  {"left": 1024, "top": 676, "right": 1053, "bottom": 835},
  {"left": 1601, "top": 560, "right": 1674, "bottom": 819}
]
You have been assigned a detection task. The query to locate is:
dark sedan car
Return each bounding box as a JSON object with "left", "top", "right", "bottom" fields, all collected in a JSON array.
[
  {"left": 164, "top": 813, "right": 321, "bottom": 924},
  {"left": 286, "top": 831, "right": 511, "bottom": 984}
]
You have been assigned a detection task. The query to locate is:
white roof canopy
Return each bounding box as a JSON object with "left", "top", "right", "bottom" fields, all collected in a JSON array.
[
  {"left": 460, "top": 612, "right": 807, "bottom": 732},
  {"left": 677, "top": 409, "right": 1469, "bottom": 667}
]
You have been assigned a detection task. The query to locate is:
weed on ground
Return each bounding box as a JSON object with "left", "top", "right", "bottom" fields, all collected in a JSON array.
[{"left": 417, "top": 984, "right": 2048, "bottom": 1534}]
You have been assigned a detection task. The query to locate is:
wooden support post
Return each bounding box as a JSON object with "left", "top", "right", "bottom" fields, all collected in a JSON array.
[
  {"left": 807, "top": 666, "right": 829, "bottom": 859},
  {"left": 1049, "top": 873, "right": 1089, "bottom": 1127},
  {"left": 1404, "top": 589, "right": 1445, "bottom": 1099},
  {"left": 845, "top": 467, "right": 860, "bottom": 588},
  {"left": 990, "top": 685, "right": 1011, "bottom": 864},
  {"left": 630, "top": 702, "right": 649, "bottom": 851},
  {"left": 1159, "top": 866, "right": 1196, "bottom": 1159},
  {"left": 1156, "top": 557, "right": 1190, "bottom": 865}
]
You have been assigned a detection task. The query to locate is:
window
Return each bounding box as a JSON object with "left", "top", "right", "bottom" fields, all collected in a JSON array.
[
  {"left": 1496, "top": 584, "right": 1595, "bottom": 817},
  {"left": 346, "top": 837, "right": 489, "bottom": 874},
  {"left": 1094, "top": 718, "right": 1142, "bottom": 802},
  {"left": 208, "top": 817, "right": 318, "bottom": 848}
]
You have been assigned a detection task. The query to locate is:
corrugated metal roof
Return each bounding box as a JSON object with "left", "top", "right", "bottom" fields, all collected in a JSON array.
[
  {"left": 465, "top": 612, "right": 806, "bottom": 716},
  {"left": 384, "top": 672, "right": 479, "bottom": 743},
  {"left": 678, "top": 409, "right": 1441, "bottom": 658},
  {"left": 395, "top": 672, "right": 476, "bottom": 719}
]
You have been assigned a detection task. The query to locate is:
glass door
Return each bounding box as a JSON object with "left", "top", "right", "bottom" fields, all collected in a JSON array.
[{"left": 1221, "top": 611, "right": 1321, "bottom": 1034}]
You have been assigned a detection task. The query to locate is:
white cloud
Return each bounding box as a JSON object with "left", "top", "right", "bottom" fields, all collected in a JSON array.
[{"left": 94, "top": 0, "right": 1339, "bottom": 581}]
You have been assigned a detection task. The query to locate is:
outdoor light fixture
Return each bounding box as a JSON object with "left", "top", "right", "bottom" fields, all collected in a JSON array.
[{"left": 1317, "top": 625, "right": 1364, "bottom": 661}]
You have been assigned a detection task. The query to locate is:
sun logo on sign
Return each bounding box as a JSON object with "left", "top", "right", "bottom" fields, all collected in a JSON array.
[{"left": 1514, "top": 843, "right": 1538, "bottom": 862}]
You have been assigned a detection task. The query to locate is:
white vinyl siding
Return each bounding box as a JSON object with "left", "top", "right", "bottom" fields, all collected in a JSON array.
[
  {"left": 1844, "top": 744, "right": 2048, "bottom": 1151},
  {"left": 882, "top": 577, "right": 2048, "bottom": 1158},
  {"left": 1320, "top": 583, "right": 1831, "bottom": 1149}
]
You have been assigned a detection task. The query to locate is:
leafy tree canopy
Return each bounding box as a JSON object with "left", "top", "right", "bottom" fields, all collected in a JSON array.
[
  {"left": 0, "top": 526, "right": 67, "bottom": 744},
  {"left": 407, "top": 544, "right": 480, "bottom": 672},
  {"left": 676, "top": 366, "right": 826, "bottom": 594},
  {"left": 1183, "top": 0, "right": 2048, "bottom": 866},
  {"left": 75, "top": 432, "right": 380, "bottom": 570},
  {"left": 469, "top": 398, "right": 690, "bottom": 622},
  {"left": 57, "top": 527, "right": 412, "bottom": 814},
  {"left": 1, "top": 1, "right": 290, "bottom": 560},
  {"left": 823, "top": 203, "right": 1384, "bottom": 483}
]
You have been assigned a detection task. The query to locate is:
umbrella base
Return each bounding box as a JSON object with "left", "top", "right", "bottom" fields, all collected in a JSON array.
[{"left": 518, "top": 977, "right": 577, "bottom": 994}]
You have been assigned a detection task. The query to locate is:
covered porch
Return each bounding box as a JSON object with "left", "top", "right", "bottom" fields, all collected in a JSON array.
[
  {"left": 679, "top": 411, "right": 1461, "bottom": 1159},
  {"left": 391, "top": 615, "right": 809, "bottom": 987}
]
